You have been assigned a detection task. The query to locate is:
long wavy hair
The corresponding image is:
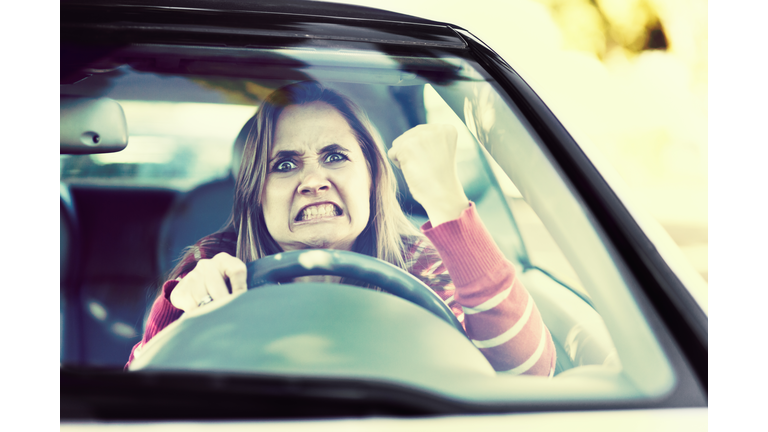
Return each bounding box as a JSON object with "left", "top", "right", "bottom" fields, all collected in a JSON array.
[{"left": 233, "top": 81, "right": 423, "bottom": 269}]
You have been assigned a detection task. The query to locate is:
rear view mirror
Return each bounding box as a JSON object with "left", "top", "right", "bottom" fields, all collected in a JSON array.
[{"left": 60, "top": 96, "right": 128, "bottom": 154}]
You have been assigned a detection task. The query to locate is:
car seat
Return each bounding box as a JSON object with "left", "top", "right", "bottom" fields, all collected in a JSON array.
[
  {"left": 156, "top": 115, "right": 254, "bottom": 278},
  {"left": 61, "top": 183, "right": 84, "bottom": 364}
]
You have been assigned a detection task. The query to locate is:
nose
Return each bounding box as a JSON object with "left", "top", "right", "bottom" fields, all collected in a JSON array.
[{"left": 298, "top": 166, "right": 330, "bottom": 196}]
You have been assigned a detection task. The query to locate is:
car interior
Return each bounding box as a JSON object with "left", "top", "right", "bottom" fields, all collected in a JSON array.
[{"left": 60, "top": 42, "right": 677, "bottom": 404}]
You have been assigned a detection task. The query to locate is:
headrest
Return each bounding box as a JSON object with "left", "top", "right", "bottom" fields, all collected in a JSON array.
[{"left": 232, "top": 115, "right": 257, "bottom": 178}]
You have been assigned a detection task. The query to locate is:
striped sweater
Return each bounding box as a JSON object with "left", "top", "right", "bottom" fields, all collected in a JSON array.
[{"left": 127, "top": 203, "right": 556, "bottom": 376}]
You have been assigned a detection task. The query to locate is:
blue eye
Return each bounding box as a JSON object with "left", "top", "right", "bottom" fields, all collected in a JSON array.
[
  {"left": 273, "top": 160, "right": 297, "bottom": 172},
  {"left": 325, "top": 152, "right": 348, "bottom": 163}
]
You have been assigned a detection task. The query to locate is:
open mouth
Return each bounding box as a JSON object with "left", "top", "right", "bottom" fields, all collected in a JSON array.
[{"left": 295, "top": 203, "right": 343, "bottom": 222}]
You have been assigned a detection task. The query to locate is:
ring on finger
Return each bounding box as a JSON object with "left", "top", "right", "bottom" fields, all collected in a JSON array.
[{"left": 198, "top": 295, "right": 214, "bottom": 307}]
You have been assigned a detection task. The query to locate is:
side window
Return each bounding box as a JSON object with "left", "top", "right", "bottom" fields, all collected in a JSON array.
[
  {"left": 422, "top": 84, "right": 587, "bottom": 298},
  {"left": 443, "top": 72, "right": 676, "bottom": 396}
]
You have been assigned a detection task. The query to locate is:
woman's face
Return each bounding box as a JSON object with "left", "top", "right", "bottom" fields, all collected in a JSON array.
[{"left": 262, "top": 101, "right": 372, "bottom": 251}]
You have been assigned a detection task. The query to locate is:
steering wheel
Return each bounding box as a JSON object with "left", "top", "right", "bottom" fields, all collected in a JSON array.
[{"left": 246, "top": 249, "right": 465, "bottom": 334}]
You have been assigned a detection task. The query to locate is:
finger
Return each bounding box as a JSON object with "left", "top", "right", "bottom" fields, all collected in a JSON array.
[
  {"left": 196, "top": 259, "right": 231, "bottom": 300},
  {"left": 213, "top": 253, "right": 248, "bottom": 294},
  {"left": 170, "top": 272, "right": 203, "bottom": 311},
  {"left": 185, "top": 268, "right": 218, "bottom": 308}
]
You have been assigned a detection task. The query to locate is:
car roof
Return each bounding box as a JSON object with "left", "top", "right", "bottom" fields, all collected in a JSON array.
[
  {"left": 63, "top": 0, "right": 443, "bottom": 24},
  {"left": 61, "top": 0, "right": 468, "bottom": 49}
]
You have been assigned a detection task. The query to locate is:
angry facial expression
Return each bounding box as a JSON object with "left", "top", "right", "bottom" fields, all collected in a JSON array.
[{"left": 262, "top": 102, "right": 372, "bottom": 251}]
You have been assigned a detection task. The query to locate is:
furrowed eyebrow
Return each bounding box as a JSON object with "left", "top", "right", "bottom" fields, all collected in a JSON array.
[
  {"left": 269, "top": 149, "right": 303, "bottom": 164},
  {"left": 319, "top": 144, "right": 350, "bottom": 154},
  {"left": 269, "top": 144, "right": 349, "bottom": 164}
]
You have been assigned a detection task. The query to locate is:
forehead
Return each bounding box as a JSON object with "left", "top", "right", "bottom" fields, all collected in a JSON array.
[{"left": 271, "top": 102, "right": 359, "bottom": 154}]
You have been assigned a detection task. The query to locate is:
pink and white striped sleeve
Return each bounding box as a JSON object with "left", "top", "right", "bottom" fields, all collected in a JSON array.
[{"left": 420, "top": 203, "right": 556, "bottom": 377}]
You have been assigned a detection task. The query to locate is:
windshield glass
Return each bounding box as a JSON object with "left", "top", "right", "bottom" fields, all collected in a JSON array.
[
  {"left": 61, "top": 97, "right": 255, "bottom": 191},
  {"left": 60, "top": 42, "right": 675, "bottom": 404}
]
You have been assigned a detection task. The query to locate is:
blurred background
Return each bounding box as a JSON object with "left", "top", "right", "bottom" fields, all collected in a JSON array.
[{"left": 331, "top": 0, "right": 708, "bottom": 282}]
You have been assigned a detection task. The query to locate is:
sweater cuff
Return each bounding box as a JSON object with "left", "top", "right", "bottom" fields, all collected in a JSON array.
[
  {"left": 162, "top": 278, "right": 182, "bottom": 306},
  {"left": 421, "top": 202, "right": 507, "bottom": 287}
]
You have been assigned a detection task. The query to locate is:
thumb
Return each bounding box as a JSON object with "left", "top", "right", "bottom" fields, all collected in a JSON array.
[{"left": 387, "top": 146, "right": 401, "bottom": 170}]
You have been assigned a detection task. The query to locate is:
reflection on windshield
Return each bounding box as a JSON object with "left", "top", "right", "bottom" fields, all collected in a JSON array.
[
  {"left": 265, "top": 334, "right": 347, "bottom": 365},
  {"left": 463, "top": 84, "right": 496, "bottom": 153}
]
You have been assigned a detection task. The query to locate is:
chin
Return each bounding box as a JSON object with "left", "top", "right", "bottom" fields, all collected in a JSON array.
[
  {"left": 283, "top": 223, "right": 363, "bottom": 251},
  {"left": 300, "top": 237, "right": 337, "bottom": 249},
  {"left": 280, "top": 235, "right": 352, "bottom": 251}
]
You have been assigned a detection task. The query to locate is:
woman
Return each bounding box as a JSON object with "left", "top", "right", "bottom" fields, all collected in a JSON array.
[{"left": 127, "top": 81, "right": 555, "bottom": 376}]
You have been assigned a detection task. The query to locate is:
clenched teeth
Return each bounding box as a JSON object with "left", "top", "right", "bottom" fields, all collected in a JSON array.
[{"left": 297, "top": 203, "right": 341, "bottom": 221}]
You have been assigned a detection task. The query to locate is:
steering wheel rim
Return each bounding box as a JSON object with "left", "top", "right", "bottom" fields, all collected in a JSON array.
[{"left": 246, "top": 249, "right": 465, "bottom": 335}]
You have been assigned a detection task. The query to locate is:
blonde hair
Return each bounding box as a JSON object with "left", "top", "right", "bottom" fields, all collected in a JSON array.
[{"left": 233, "top": 81, "right": 423, "bottom": 270}]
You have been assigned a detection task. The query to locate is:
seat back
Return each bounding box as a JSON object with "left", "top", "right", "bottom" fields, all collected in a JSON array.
[
  {"left": 520, "top": 269, "right": 619, "bottom": 375},
  {"left": 156, "top": 116, "right": 254, "bottom": 277},
  {"left": 61, "top": 183, "right": 83, "bottom": 364}
]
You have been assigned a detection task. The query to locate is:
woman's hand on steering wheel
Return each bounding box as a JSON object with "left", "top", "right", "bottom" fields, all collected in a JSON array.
[{"left": 169, "top": 252, "right": 248, "bottom": 311}]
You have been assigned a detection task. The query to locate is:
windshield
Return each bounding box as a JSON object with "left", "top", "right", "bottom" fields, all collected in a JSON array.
[{"left": 60, "top": 41, "right": 676, "bottom": 406}]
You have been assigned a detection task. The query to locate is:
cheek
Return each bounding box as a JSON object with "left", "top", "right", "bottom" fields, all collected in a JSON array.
[
  {"left": 350, "top": 167, "right": 373, "bottom": 218},
  {"left": 262, "top": 179, "right": 291, "bottom": 223},
  {"left": 261, "top": 179, "right": 274, "bottom": 213}
]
